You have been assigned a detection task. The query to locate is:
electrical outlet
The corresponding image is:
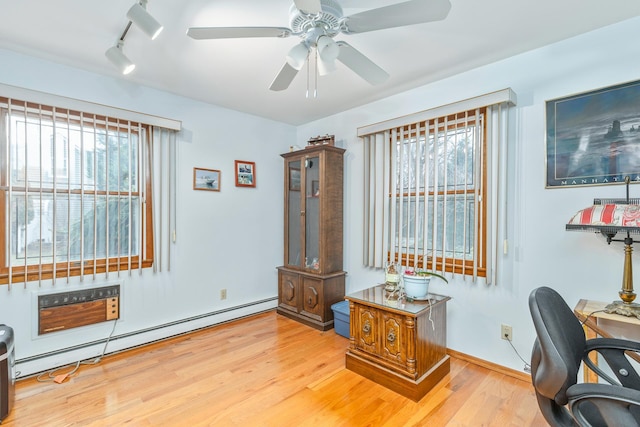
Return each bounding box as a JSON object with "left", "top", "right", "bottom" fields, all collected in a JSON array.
[
  {"left": 220, "top": 289, "right": 227, "bottom": 300},
  {"left": 501, "top": 324, "right": 513, "bottom": 341}
]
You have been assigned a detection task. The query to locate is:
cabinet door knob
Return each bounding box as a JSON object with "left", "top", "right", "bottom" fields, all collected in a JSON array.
[
  {"left": 387, "top": 329, "right": 396, "bottom": 344},
  {"left": 362, "top": 321, "right": 371, "bottom": 334}
]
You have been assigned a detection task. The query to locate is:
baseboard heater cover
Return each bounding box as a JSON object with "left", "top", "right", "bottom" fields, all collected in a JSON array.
[
  {"left": 18, "top": 297, "right": 277, "bottom": 374},
  {"left": 38, "top": 285, "right": 120, "bottom": 335}
]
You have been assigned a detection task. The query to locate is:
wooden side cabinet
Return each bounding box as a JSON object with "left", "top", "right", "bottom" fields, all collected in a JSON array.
[
  {"left": 346, "top": 285, "right": 451, "bottom": 401},
  {"left": 277, "top": 267, "right": 346, "bottom": 331},
  {"left": 277, "top": 145, "right": 346, "bottom": 330}
]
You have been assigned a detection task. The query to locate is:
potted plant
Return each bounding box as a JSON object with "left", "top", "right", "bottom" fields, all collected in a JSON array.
[{"left": 402, "top": 268, "right": 448, "bottom": 299}]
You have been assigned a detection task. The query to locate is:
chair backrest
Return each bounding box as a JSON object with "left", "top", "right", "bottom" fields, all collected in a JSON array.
[{"left": 529, "top": 286, "right": 586, "bottom": 426}]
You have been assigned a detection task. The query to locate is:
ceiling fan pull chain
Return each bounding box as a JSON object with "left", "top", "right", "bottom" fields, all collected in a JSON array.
[
  {"left": 314, "top": 49, "right": 318, "bottom": 98},
  {"left": 305, "top": 55, "right": 310, "bottom": 99}
]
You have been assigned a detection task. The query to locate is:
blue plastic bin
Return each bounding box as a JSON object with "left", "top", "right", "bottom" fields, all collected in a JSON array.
[{"left": 331, "top": 300, "right": 350, "bottom": 338}]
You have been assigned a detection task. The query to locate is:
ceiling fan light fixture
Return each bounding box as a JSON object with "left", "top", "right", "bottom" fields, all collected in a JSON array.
[
  {"left": 189, "top": 0, "right": 451, "bottom": 93},
  {"left": 317, "top": 36, "right": 339, "bottom": 62},
  {"left": 286, "top": 42, "right": 310, "bottom": 70},
  {"left": 127, "top": 1, "right": 163, "bottom": 40},
  {"left": 105, "top": 42, "right": 136, "bottom": 75},
  {"left": 317, "top": 55, "right": 336, "bottom": 76}
]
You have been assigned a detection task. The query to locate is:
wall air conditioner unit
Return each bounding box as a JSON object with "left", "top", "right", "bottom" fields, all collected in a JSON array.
[{"left": 38, "top": 285, "right": 120, "bottom": 335}]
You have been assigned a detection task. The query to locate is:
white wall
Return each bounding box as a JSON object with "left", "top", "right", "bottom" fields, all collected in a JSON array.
[
  {"left": 0, "top": 49, "right": 295, "bottom": 376},
  {"left": 298, "top": 17, "right": 640, "bottom": 372},
  {"left": 2, "top": 16, "right": 640, "bottom": 377}
]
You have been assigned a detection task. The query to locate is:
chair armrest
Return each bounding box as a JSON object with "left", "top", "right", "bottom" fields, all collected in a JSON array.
[
  {"left": 584, "top": 338, "right": 640, "bottom": 389},
  {"left": 587, "top": 337, "right": 640, "bottom": 352},
  {"left": 568, "top": 383, "right": 640, "bottom": 426},
  {"left": 582, "top": 338, "right": 640, "bottom": 390}
]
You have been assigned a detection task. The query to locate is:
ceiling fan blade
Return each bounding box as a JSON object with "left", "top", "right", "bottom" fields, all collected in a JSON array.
[
  {"left": 293, "top": 0, "right": 322, "bottom": 14},
  {"left": 269, "top": 62, "right": 300, "bottom": 91},
  {"left": 343, "top": 0, "right": 451, "bottom": 34},
  {"left": 336, "top": 41, "right": 389, "bottom": 85},
  {"left": 187, "top": 27, "right": 292, "bottom": 40}
]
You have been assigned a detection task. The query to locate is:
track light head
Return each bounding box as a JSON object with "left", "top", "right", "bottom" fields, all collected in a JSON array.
[
  {"left": 127, "top": 1, "right": 163, "bottom": 40},
  {"left": 105, "top": 42, "right": 136, "bottom": 75}
]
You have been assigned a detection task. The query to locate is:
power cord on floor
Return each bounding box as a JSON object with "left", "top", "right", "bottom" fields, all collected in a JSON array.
[{"left": 36, "top": 319, "right": 118, "bottom": 384}]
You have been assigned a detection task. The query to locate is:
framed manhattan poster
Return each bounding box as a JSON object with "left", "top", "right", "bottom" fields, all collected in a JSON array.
[{"left": 546, "top": 79, "right": 640, "bottom": 188}]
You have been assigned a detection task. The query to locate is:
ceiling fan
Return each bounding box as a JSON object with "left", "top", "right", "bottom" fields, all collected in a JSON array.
[{"left": 187, "top": 0, "right": 452, "bottom": 92}]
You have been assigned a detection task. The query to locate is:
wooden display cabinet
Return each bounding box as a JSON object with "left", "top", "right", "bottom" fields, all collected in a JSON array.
[{"left": 277, "top": 145, "right": 346, "bottom": 331}]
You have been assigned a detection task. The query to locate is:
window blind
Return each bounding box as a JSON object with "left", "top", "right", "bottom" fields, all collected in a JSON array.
[
  {"left": 360, "top": 89, "right": 516, "bottom": 284},
  {"left": 0, "top": 90, "right": 179, "bottom": 289}
]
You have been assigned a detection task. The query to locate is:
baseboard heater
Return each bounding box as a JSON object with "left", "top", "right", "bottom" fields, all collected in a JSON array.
[{"left": 38, "top": 285, "right": 120, "bottom": 335}]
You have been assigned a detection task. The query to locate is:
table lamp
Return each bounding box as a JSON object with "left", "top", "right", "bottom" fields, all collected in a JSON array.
[{"left": 566, "top": 176, "right": 640, "bottom": 318}]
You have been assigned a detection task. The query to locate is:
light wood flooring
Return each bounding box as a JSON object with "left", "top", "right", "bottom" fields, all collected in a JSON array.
[{"left": 2, "top": 311, "right": 546, "bottom": 426}]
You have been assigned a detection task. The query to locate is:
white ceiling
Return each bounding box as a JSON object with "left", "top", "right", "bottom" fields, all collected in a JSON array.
[{"left": 1, "top": 0, "right": 639, "bottom": 126}]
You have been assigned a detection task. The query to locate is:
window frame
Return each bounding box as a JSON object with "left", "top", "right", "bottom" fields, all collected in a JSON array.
[
  {"left": 387, "top": 107, "right": 488, "bottom": 277},
  {"left": 389, "top": 109, "right": 488, "bottom": 277},
  {"left": 0, "top": 100, "right": 155, "bottom": 285}
]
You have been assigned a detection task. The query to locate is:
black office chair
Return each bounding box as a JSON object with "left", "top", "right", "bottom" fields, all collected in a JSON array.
[{"left": 529, "top": 286, "right": 640, "bottom": 426}]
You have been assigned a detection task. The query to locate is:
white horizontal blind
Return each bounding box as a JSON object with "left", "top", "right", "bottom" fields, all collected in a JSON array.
[{"left": 360, "top": 90, "right": 515, "bottom": 284}]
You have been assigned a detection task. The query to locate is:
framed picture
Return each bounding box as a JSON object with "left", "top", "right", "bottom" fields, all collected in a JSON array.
[
  {"left": 235, "top": 160, "right": 256, "bottom": 188},
  {"left": 311, "top": 180, "right": 320, "bottom": 197},
  {"left": 546, "top": 79, "right": 640, "bottom": 188},
  {"left": 193, "top": 167, "right": 220, "bottom": 192},
  {"left": 289, "top": 167, "right": 300, "bottom": 191}
]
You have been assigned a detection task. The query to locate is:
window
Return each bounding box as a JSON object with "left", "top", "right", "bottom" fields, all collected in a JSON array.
[
  {"left": 0, "top": 98, "right": 154, "bottom": 284},
  {"left": 360, "top": 89, "right": 515, "bottom": 282},
  {"left": 392, "top": 110, "right": 486, "bottom": 276}
]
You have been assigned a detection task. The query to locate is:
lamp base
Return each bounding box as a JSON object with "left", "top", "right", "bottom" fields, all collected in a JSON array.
[{"left": 604, "top": 300, "right": 640, "bottom": 319}]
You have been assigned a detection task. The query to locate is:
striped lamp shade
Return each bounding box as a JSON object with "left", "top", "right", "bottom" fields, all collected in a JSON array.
[{"left": 566, "top": 203, "right": 640, "bottom": 234}]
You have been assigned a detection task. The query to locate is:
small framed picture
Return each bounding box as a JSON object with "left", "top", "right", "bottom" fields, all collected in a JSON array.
[
  {"left": 235, "top": 160, "right": 256, "bottom": 188},
  {"left": 289, "top": 168, "right": 300, "bottom": 191},
  {"left": 193, "top": 167, "right": 220, "bottom": 192}
]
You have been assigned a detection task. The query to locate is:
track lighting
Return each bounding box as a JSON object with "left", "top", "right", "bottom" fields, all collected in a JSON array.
[
  {"left": 105, "top": 41, "right": 136, "bottom": 75},
  {"left": 105, "top": 1, "right": 163, "bottom": 74},
  {"left": 127, "top": 0, "right": 163, "bottom": 40}
]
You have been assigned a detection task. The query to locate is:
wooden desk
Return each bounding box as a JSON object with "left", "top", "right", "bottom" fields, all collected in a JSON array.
[
  {"left": 574, "top": 299, "right": 640, "bottom": 382},
  {"left": 345, "top": 285, "right": 450, "bottom": 401}
]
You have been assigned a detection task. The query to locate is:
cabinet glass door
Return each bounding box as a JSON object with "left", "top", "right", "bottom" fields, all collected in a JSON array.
[
  {"left": 305, "top": 156, "right": 320, "bottom": 271},
  {"left": 287, "top": 160, "right": 302, "bottom": 267}
]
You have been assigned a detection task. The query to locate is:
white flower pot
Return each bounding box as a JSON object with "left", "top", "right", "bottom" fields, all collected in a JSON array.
[{"left": 403, "top": 275, "right": 431, "bottom": 299}]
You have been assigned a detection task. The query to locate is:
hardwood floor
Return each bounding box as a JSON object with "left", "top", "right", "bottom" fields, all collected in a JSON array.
[{"left": 3, "top": 311, "right": 547, "bottom": 426}]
